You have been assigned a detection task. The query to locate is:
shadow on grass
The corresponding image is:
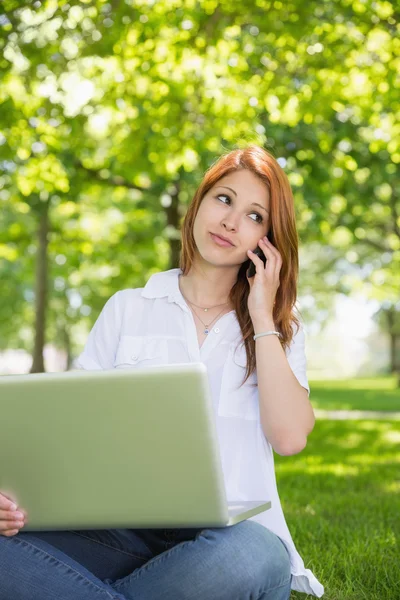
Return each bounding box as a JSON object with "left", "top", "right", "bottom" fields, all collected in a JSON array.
[
  {"left": 309, "top": 377, "right": 400, "bottom": 412},
  {"left": 274, "top": 419, "right": 400, "bottom": 600}
]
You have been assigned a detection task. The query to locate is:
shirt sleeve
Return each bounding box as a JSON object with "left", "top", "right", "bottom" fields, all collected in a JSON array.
[
  {"left": 285, "top": 323, "right": 310, "bottom": 396},
  {"left": 74, "top": 292, "right": 121, "bottom": 371}
]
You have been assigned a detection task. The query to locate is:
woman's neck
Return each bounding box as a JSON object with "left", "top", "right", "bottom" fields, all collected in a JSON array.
[{"left": 178, "top": 267, "right": 237, "bottom": 308}]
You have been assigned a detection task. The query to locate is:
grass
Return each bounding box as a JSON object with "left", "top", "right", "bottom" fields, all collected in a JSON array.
[
  {"left": 273, "top": 377, "right": 400, "bottom": 599},
  {"left": 308, "top": 376, "right": 400, "bottom": 412}
]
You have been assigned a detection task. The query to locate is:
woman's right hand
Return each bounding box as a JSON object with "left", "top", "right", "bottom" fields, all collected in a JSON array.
[{"left": 0, "top": 492, "right": 27, "bottom": 537}]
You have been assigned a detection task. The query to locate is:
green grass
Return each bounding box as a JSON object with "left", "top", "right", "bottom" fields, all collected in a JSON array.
[
  {"left": 308, "top": 376, "right": 400, "bottom": 412},
  {"left": 273, "top": 378, "right": 400, "bottom": 599}
]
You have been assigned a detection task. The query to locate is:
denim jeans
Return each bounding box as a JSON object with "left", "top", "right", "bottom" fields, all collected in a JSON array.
[{"left": 0, "top": 521, "right": 292, "bottom": 599}]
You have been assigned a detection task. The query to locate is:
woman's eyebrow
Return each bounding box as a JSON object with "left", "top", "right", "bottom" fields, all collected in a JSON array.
[{"left": 216, "top": 185, "right": 269, "bottom": 214}]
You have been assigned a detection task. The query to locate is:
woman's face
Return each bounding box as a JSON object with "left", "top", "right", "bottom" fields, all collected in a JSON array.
[{"left": 192, "top": 169, "right": 270, "bottom": 269}]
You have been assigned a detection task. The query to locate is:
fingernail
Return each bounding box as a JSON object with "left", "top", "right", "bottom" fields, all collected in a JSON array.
[
  {"left": 15, "top": 511, "right": 24, "bottom": 520},
  {"left": 10, "top": 503, "right": 18, "bottom": 511}
]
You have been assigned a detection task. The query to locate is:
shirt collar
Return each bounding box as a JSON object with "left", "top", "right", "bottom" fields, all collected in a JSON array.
[{"left": 141, "top": 268, "right": 185, "bottom": 305}]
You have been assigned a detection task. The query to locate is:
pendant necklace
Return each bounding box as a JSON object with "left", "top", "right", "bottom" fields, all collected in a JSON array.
[
  {"left": 186, "top": 298, "right": 229, "bottom": 312},
  {"left": 179, "top": 288, "right": 229, "bottom": 335},
  {"left": 187, "top": 302, "right": 227, "bottom": 334}
]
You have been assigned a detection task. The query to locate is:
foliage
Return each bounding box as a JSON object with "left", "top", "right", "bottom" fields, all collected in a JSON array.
[{"left": 0, "top": 0, "right": 398, "bottom": 363}]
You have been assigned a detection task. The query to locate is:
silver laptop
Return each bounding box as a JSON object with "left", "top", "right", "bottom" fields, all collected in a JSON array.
[{"left": 0, "top": 364, "right": 271, "bottom": 531}]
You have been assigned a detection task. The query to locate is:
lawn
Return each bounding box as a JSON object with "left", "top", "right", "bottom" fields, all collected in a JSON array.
[
  {"left": 307, "top": 376, "right": 400, "bottom": 412},
  {"left": 274, "top": 377, "right": 400, "bottom": 600}
]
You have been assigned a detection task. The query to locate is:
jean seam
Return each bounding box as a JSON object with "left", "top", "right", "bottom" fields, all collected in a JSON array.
[
  {"left": 71, "top": 531, "right": 148, "bottom": 561},
  {"left": 113, "top": 538, "right": 194, "bottom": 590},
  {"left": 11, "top": 537, "right": 118, "bottom": 599},
  {"left": 113, "top": 537, "right": 292, "bottom": 594}
]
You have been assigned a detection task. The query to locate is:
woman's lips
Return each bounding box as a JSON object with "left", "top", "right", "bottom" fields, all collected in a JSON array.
[{"left": 210, "top": 233, "right": 234, "bottom": 247}]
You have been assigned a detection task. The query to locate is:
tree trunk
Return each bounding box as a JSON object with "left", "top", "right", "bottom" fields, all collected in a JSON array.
[
  {"left": 165, "top": 179, "right": 182, "bottom": 269},
  {"left": 62, "top": 324, "right": 72, "bottom": 370},
  {"left": 394, "top": 334, "right": 400, "bottom": 389},
  {"left": 30, "top": 201, "right": 49, "bottom": 373},
  {"left": 387, "top": 307, "right": 400, "bottom": 388},
  {"left": 389, "top": 332, "right": 396, "bottom": 372}
]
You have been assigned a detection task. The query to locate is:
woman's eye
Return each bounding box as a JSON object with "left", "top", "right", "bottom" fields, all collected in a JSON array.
[
  {"left": 216, "top": 194, "right": 263, "bottom": 224},
  {"left": 250, "top": 213, "right": 263, "bottom": 223}
]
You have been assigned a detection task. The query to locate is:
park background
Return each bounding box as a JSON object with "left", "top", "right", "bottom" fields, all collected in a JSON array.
[{"left": 0, "top": 1, "right": 399, "bottom": 599}]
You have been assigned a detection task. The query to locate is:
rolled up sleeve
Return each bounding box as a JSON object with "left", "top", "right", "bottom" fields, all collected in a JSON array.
[{"left": 285, "top": 323, "right": 310, "bottom": 396}]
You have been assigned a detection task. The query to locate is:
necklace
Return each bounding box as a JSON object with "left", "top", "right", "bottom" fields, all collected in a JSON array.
[
  {"left": 186, "top": 298, "right": 228, "bottom": 312},
  {"left": 186, "top": 301, "right": 227, "bottom": 335},
  {"left": 178, "top": 277, "right": 229, "bottom": 312},
  {"left": 179, "top": 287, "right": 229, "bottom": 335}
]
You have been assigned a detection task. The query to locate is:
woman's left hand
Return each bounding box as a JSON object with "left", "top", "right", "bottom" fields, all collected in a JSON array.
[{"left": 246, "top": 236, "right": 282, "bottom": 322}]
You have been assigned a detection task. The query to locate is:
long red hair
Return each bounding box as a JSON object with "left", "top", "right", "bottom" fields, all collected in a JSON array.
[{"left": 179, "top": 144, "right": 301, "bottom": 385}]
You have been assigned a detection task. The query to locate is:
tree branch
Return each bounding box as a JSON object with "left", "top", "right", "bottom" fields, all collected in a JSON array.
[
  {"left": 74, "top": 160, "right": 149, "bottom": 192},
  {"left": 361, "top": 236, "right": 392, "bottom": 253}
]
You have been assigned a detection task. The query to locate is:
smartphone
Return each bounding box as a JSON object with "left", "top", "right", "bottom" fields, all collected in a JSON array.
[{"left": 246, "top": 245, "right": 267, "bottom": 278}]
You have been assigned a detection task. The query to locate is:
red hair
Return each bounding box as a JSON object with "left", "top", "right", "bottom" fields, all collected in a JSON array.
[{"left": 179, "top": 144, "right": 301, "bottom": 385}]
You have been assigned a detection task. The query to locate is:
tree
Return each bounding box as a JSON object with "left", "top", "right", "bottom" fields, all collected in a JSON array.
[{"left": 1, "top": 0, "right": 398, "bottom": 372}]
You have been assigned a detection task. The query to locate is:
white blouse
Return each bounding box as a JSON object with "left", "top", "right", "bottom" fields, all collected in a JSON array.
[{"left": 76, "top": 268, "right": 324, "bottom": 597}]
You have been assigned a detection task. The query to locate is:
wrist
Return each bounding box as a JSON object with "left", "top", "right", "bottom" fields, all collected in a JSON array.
[{"left": 251, "top": 315, "right": 276, "bottom": 333}]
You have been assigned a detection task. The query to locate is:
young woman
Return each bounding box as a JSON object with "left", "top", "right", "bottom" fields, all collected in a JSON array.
[{"left": 0, "top": 145, "right": 324, "bottom": 599}]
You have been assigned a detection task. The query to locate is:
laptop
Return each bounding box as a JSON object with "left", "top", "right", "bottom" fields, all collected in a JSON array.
[{"left": 0, "top": 363, "right": 271, "bottom": 531}]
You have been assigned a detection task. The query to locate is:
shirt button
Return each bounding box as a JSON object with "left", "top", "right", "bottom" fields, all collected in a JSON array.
[
  {"left": 214, "top": 327, "right": 220, "bottom": 333},
  {"left": 131, "top": 355, "right": 138, "bottom": 361}
]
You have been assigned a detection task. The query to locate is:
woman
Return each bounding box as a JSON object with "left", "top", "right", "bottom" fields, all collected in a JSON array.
[{"left": 0, "top": 145, "right": 324, "bottom": 599}]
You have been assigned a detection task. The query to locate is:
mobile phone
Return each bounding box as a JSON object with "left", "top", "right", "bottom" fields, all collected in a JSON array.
[{"left": 246, "top": 245, "right": 267, "bottom": 278}]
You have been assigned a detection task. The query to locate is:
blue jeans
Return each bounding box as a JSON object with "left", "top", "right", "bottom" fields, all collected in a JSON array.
[{"left": 0, "top": 521, "right": 292, "bottom": 599}]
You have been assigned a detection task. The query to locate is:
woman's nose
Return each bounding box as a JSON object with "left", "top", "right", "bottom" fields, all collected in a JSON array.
[{"left": 221, "top": 218, "right": 238, "bottom": 232}]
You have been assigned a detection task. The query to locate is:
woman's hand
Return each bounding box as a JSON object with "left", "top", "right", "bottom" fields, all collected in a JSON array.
[
  {"left": 246, "top": 236, "right": 282, "bottom": 324},
  {"left": 0, "top": 491, "right": 27, "bottom": 537}
]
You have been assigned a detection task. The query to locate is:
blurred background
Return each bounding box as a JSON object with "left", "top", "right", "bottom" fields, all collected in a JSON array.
[{"left": 0, "top": 0, "right": 399, "bottom": 383}]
